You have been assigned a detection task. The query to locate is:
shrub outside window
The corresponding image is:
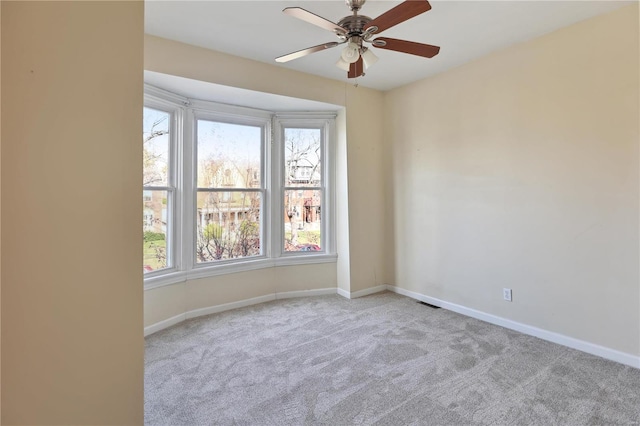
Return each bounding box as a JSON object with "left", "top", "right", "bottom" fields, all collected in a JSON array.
[{"left": 143, "top": 86, "right": 336, "bottom": 288}]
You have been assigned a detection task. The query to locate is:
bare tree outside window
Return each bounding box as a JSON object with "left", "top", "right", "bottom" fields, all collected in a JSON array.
[
  {"left": 143, "top": 115, "right": 168, "bottom": 186},
  {"left": 196, "top": 120, "right": 262, "bottom": 263},
  {"left": 142, "top": 91, "right": 336, "bottom": 283},
  {"left": 284, "top": 128, "right": 323, "bottom": 252},
  {"left": 143, "top": 107, "right": 171, "bottom": 272}
]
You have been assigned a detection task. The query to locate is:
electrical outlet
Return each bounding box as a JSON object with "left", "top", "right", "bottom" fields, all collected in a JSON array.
[{"left": 503, "top": 288, "right": 512, "bottom": 302}]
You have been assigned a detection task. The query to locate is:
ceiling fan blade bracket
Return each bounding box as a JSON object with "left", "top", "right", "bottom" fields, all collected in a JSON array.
[{"left": 362, "top": 26, "right": 378, "bottom": 41}]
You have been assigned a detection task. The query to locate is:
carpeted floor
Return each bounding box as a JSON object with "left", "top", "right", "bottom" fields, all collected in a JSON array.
[{"left": 145, "top": 292, "right": 640, "bottom": 425}]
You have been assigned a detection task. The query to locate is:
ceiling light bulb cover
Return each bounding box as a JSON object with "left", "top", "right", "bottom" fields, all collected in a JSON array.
[
  {"left": 341, "top": 42, "right": 360, "bottom": 63},
  {"left": 335, "top": 58, "right": 351, "bottom": 71},
  {"left": 361, "top": 48, "right": 378, "bottom": 69}
]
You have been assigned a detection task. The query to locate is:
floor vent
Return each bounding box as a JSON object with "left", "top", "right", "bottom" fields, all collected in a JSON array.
[{"left": 418, "top": 301, "right": 441, "bottom": 309}]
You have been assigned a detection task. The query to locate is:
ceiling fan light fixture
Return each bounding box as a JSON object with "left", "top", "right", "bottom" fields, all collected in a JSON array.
[
  {"left": 361, "top": 47, "right": 378, "bottom": 69},
  {"left": 341, "top": 42, "right": 360, "bottom": 63},
  {"left": 335, "top": 57, "right": 351, "bottom": 72}
]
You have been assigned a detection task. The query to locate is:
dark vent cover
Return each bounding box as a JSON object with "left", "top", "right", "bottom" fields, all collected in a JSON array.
[{"left": 418, "top": 301, "right": 441, "bottom": 309}]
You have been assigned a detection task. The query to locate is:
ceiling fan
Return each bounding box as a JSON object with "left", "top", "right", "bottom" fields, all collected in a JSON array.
[{"left": 275, "top": 0, "right": 440, "bottom": 79}]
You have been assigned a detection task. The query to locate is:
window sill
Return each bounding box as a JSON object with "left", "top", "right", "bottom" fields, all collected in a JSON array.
[
  {"left": 144, "top": 253, "right": 338, "bottom": 291},
  {"left": 144, "top": 270, "right": 188, "bottom": 290}
]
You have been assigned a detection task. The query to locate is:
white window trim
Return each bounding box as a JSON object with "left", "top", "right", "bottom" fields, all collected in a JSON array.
[
  {"left": 143, "top": 93, "right": 184, "bottom": 280},
  {"left": 189, "top": 104, "right": 271, "bottom": 274},
  {"left": 273, "top": 114, "right": 337, "bottom": 259},
  {"left": 143, "top": 85, "right": 338, "bottom": 290}
]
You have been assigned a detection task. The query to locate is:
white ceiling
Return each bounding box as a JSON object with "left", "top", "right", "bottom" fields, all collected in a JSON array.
[{"left": 145, "top": 0, "right": 633, "bottom": 92}]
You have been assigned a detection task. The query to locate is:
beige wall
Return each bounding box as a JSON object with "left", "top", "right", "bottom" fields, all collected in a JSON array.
[
  {"left": 144, "top": 36, "right": 348, "bottom": 107},
  {"left": 1, "top": 2, "right": 144, "bottom": 424},
  {"left": 1, "top": 1, "right": 635, "bottom": 423},
  {"left": 336, "top": 108, "right": 351, "bottom": 294},
  {"left": 385, "top": 5, "right": 639, "bottom": 356},
  {"left": 145, "top": 264, "right": 337, "bottom": 327},
  {"left": 0, "top": 2, "right": 3, "bottom": 419},
  {"left": 343, "top": 85, "right": 387, "bottom": 291},
  {"left": 144, "top": 35, "right": 387, "bottom": 322}
]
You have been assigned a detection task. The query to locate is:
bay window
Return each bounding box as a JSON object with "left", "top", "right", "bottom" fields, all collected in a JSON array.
[{"left": 143, "top": 86, "right": 336, "bottom": 288}]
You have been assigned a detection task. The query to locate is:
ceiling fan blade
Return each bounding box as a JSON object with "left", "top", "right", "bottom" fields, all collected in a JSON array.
[
  {"left": 275, "top": 42, "right": 340, "bottom": 63},
  {"left": 348, "top": 57, "right": 364, "bottom": 79},
  {"left": 364, "top": 0, "right": 432, "bottom": 34},
  {"left": 283, "top": 7, "right": 347, "bottom": 36},
  {"left": 372, "top": 37, "right": 440, "bottom": 58}
]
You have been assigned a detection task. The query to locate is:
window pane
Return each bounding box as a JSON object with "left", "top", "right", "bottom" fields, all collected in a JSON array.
[
  {"left": 197, "top": 120, "right": 262, "bottom": 189},
  {"left": 284, "top": 128, "right": 321, "bottom": 187},
  {"left": 196, "top": 191, "right": 261, "bottom": 262},
  {"left": 143, "top": 190, "right": 169, "bottom": 273},
  {"left": 284, "top": 189, "right": 322, "bottom": 252},
  {"left": 143, "top": 107, "right": 170, "bottom": 187}
]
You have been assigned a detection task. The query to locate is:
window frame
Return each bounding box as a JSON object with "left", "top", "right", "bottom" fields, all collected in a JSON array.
[
  {"left": 189, "top": 103, "right": 272, "bottom": 273},
  {"left": 143, "top": 86, "right": 337, "bottom": 290},
  {"left": 142, "top": 93, "right": 184, "bottom": 280},
  {"left": 273, "top": 114, "right": 336, "bottom": 260}
]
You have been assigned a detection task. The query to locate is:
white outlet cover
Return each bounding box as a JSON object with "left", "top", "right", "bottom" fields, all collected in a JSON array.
[{"left": 503, "top": 288, "right": 512, "bottom": 302}]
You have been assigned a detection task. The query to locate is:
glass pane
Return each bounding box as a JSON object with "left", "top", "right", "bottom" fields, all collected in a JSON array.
[
  {"left": 284, "top": 128, "right": 321, "bottom": 187},
  {"left": 197, "top": 120, "right": 262, "bottom": 189},
  {"left": 284, "top": 189, "right": 322, "bottom": 252},
  {"left": 143, "top": 190, "right": 169, "bottom": 273},
  {"left": 143, "top": 107, "right": 170, "bottom": 187},
  {"left": 196, "top": 191, "right": 261, "bottom": 262}
]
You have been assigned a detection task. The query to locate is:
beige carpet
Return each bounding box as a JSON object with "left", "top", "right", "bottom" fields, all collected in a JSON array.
[{"left": 145, "top": 292, "right": 640, "bottom": 425}]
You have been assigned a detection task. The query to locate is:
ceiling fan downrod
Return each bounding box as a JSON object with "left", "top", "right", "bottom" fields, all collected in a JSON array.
[{"left": 346, "top": 0, "right": 367, "bottom": 13}]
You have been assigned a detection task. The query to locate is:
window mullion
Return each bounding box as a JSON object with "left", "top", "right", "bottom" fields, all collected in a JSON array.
[
  {"left": 145, "top": 85, "right": 336, "bottom": 286},
  {"left": 182, "top": 106, "right": 196, "bottom": 272},
  {"left": 270, "top": 116, "right": 282, "bottom": 260}
]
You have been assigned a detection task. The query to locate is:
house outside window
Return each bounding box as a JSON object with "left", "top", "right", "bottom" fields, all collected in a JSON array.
[
  {"left": 280, "top": 125, "right": 327, "bottom": 253},
  {"left": 195, "top": 116, "right": 265, "bottom": 263},
  {"left": 143, "top": 86, "right": 336, "bottom": 288}
]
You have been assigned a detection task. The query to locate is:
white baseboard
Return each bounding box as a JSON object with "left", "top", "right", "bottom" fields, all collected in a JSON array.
[
  {"left": 145, "top": 283, "right": 640, "bottom": 368},
  {"left": 350, "top": 285, "right": 388, "bottom": 299},
  {"left": 276, "top": 288, "right": 336, "bottom": 299},
  {"left": 144, "top": 313, "right": 186, "bottom": 337},
  {"left": 337, "top": 285, "right": 387, "bottom": 299},
  {"left": 386, "top": 285, "right": 640, "bottom": 369},
  {"left": 337, "top": 288, "right": 351, "bottom": 299},
  {"left": 146, "top": 288, "right": 337, "bottom": 336},
  {"left": 186, "top": 294, "right": 276, "bottom": 320}
]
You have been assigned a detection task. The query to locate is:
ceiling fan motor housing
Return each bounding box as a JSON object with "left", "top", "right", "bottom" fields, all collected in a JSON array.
[{"left": 337, "top": 15, "right": 372, "bottom": 37}]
